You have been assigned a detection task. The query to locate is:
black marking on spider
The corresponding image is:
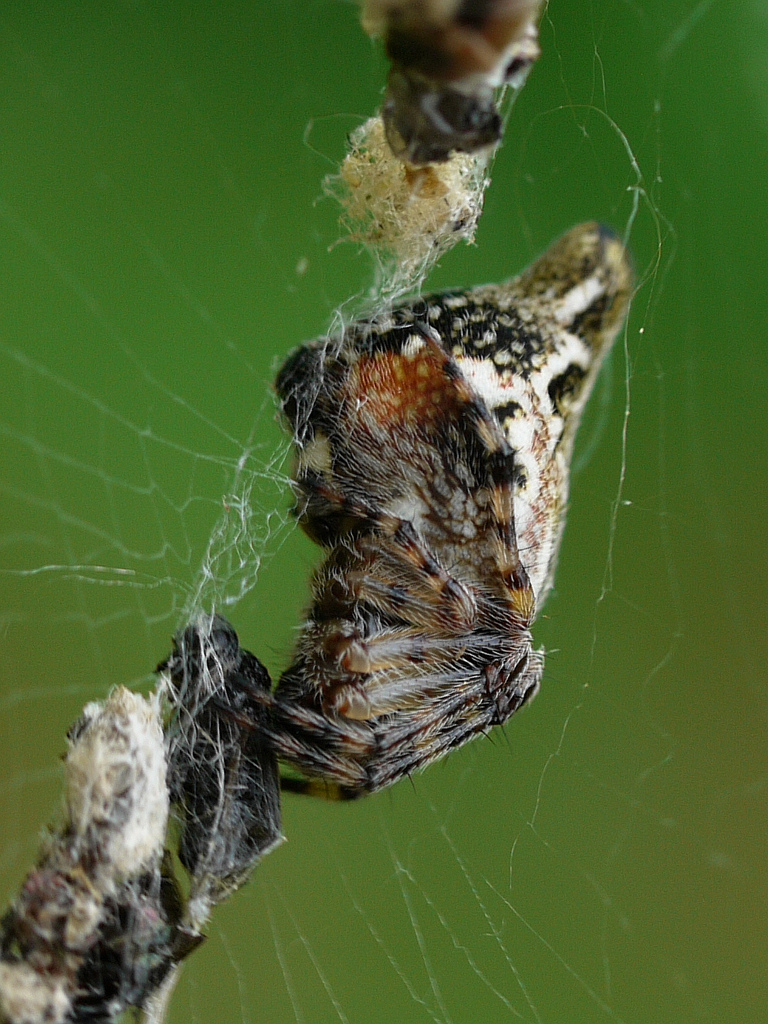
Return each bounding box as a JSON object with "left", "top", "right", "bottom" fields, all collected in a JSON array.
[{"left": 547, "top": 364, "right": 588, "bottom": 415}]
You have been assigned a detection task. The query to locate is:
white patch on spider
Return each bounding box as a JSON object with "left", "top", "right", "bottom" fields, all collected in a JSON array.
[
  {"left": 401, "top": 334, "right": 427, "bottom": 357},
  {"left": 492, "top": 348, "right": 514, "bottom": 366},
  {"left": 554, "top": 274, "right": 605, "bottom": 324},
  {"left": 501, "top": 404, "right": 536, "bottom": 455},
  {"left": 447, "top": 490, "right": 479, "bottom": 538},
  {"left": 454, "top": 355, "right": 526, "bottom": 410},
  {"left": 388, "top": 494, "right": 430, "bottom": 530},
  {"left": 298, "top": 433, "right": 332, "bottom": 475},
  {"left": 476, "top": 328, "right": 495, "bottom": 348}
]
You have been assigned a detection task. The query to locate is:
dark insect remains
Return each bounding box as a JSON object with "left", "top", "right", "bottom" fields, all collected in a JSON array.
[
  {"left": 361, "top": 0, "right": 544, "bottom": 163},
  {"left": 250, "top": 222, "right": 633, "bottom": 799},
  {"left": 161, "top": 615, "right": 283, "bottom": 897}
]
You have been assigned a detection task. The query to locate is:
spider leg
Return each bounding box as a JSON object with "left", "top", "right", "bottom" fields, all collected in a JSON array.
[
  {"left": 327, "top": 623, "right": 468, "bottom": 675},
  {"left": 313, "top": 531, "right": 477, "bottom": 635},
  {"left": 272, "top": 641, "right": 542, "bottom": 800},
  {"left": 482, "top": 649, "right": 543, "bottom": 724},
  {"left": 287, "top": 515, "right": 490, "bottom": 721},
  {"left": 279, "top": 776, "right": 363, "bottom": 801},
  {"left": 372, "top": 523, "right": 478, "bottom": 629},
  {"left": 211, "top": 676, "right": 375, "bottom": 795},
  {"left": 265, "top": 697, "right": 378, "bottom": 799},
  {"left": 284, "top": 612, "right": 475, "bottom": 720},
  {"left": 363, "top": 646, "right": 543, "bottom": 789},
  {"left": 299, "top": 474, "right": 478, "bottom": 629},
  {"left": 285, "top": 404, "right": 536, "bottom": 723},
  {"left": 271, "top": 647, "right": 535, "bottom": 799}
]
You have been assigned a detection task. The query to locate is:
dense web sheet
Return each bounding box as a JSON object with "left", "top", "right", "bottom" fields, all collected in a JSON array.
[{"left": 2, "top": 2, "right": 768, "bottom": 1023}]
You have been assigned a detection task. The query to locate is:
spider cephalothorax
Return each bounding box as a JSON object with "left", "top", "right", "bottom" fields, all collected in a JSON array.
[{"left": 267, "top": 222, "right": 632, "bottom": 798}]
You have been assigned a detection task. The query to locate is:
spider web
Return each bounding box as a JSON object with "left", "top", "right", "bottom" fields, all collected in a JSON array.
[{"left": 2, "top": 2, "right": 768, "bottom": 1023}]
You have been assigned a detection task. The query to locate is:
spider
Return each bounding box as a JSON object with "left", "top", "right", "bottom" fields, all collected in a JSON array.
[
  {"left": 361, "top": 0, "right": 543, "bottom": 163},
  {"left": 254, "top": 222, "right": 632, "bottom": 799}
]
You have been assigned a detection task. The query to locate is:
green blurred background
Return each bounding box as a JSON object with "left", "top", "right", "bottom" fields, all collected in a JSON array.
[{"left": 1, "top": 1, "right": 766, "bottom": 1021}]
